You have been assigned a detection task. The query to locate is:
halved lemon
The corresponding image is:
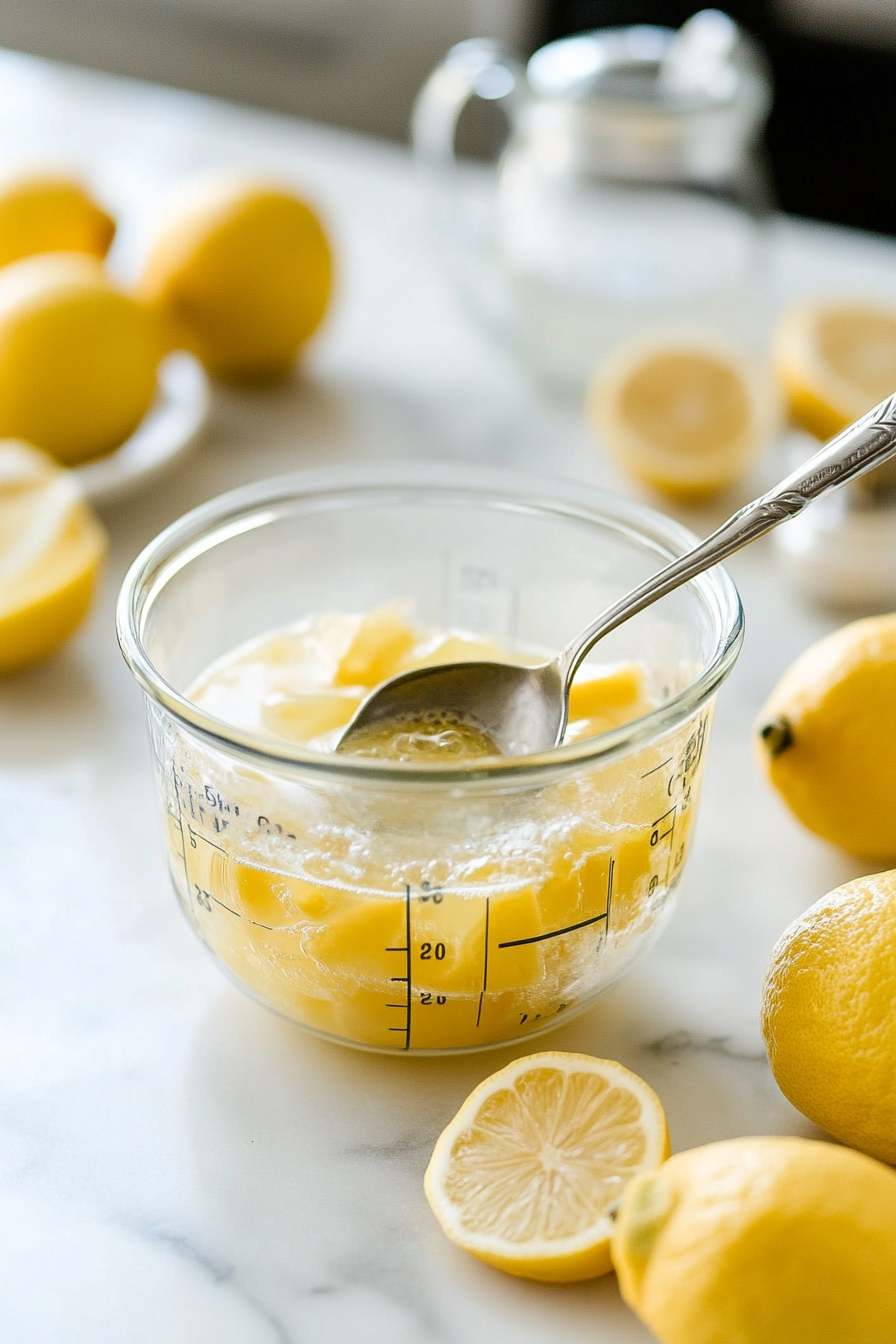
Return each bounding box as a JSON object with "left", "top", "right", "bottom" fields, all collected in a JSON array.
[
  {"left": 424, "top": 1051, "right": 669, "bottom": 1282},
  {"left": 589, "top": 338, "right": 779, "bottom": 499},
  {"left": 0, "top": 440, "right": 107, "bottom": 672},
  {"left": 773, "top": 299, "right": 896, "bottom": 441}
]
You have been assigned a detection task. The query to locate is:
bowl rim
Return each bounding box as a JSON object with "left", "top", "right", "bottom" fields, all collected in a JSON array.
[{"left": 116, "top": 461, "right": 744, "bottom": 786}]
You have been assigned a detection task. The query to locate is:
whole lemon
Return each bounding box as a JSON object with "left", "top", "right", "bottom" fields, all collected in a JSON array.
[
  {"left": 0, "top": 253, "right": 161, "bottom": 465},
  {"left": 755, "top": 614, "right": 896, "bottom": 861},
  {"left": 138, "top": 175, "right": 333, "bottom": 383},
  {"left": 611, "top": 1136, "right": 896, "bottom": 1344},
  {"left": 0, "top": 440, "right": 106, "bottom": 672},
  {"left": 0, "top": 172, "right": 115, "bottom": 267},
  {"left": 761, "top": 870, "right": 896, "bottom": 1163}
]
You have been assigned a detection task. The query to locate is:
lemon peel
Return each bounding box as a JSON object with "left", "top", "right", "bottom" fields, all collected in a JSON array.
[
  {"left": 138, "top": 174, "right": 333, "bottom": 384},
  {"left": 755, "top": 614, "right": 896, "bottom": 860},
  {"left": 0, "top": 172, "right": 115, "bottom": 267},
  {"left": 0, "top": 253, "right": 162, "bottom": 465},
  {"left": 612, "top": 1137, "right": 896, "bottom": 1344},
  {"left": 761, "top": 868, "right": 896, "bottom": 1164}
]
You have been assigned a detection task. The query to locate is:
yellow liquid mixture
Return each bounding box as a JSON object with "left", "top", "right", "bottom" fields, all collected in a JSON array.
[{"left": 161, "top": 604, "right": 710, "bottom": 1050}]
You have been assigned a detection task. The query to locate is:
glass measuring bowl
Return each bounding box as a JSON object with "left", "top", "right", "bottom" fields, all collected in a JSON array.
[{"left": 118, "top": 463, "right": 742, "bottom": 1053}]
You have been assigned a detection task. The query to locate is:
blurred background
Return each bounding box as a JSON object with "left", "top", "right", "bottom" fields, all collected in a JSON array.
[{"left": 1, "top": 0, "right": 894, "bottom": 234}]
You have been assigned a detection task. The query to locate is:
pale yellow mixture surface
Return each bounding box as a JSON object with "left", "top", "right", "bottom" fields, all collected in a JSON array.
[{"left": 189, "top": 601, "right": 651, "bottom": 756}]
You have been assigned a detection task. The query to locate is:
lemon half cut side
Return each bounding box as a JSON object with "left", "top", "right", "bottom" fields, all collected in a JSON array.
[
  {"left": 0, "top": 440, "right": 106, "bottom": 672},
  {"left": 773, "top": 299, "right": 896, "bottom": 441},
  {"left": 589, "top": 337, "right": 779, "bottom": 500},
  {"left": 424, "top": 1052, "right": 669, "bottom": 1282}
]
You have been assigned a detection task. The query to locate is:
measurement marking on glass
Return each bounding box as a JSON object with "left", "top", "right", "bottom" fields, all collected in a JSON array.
[
  {"left": 665, "top": 811, "right": 677, "bottom": 886},
  {"left": 199, "top": 890, "right": 275, "bottom": 929},
  {"left": 641, "top": 757, "right": 673, "bottom": 778},
  {"left": 171, "top": 765, "right": 194, "bottom": 917},
  {"left": 403, "top": 885, "right": 412, "bottom": 1049},
  {"left": 174, "top": 794, "right": 279, "bottom": 930},
  {"left": 385, "top": 886, "right": 413, "bottom": 1048},
  {"left": 498, "top": 910, "right": 608, "bottom": 949},
  {"left": 651, "top": 805, "right": 675, "bottom": 842},
  {"left": 170, "top": 764, "right": 683, "bottom": 1048},
  {"left": 476, "top": 896, "right": 491, "bottom": 1028},
  {"left": 188, "top": 823, "right": 225, "bottom": 854}
]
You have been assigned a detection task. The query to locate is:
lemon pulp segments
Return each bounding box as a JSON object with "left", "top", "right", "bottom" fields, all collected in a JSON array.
[
  {"left": 425, "top": 1053, "right": 669, "bottom": 1281},
  {"left": 589, "top": 338, "right": 778, "bottom": 499}
]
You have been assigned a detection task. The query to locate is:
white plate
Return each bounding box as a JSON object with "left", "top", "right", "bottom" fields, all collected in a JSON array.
[{"left": 74, "top": 352, "right": 210, "bottom": 506}]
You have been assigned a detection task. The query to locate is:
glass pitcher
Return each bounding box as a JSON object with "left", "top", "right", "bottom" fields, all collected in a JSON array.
[{"left": 413, "top": 15, "right": 774, "bottom": 391}]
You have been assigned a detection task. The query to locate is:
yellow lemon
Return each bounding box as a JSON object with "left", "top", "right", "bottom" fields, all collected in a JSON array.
[
  {"left": 424, "top": 1052, "right": 669, "bottom": 1282},
  {"left": 0, "top": 253, "right": 162, "bottom": 465},
  {"left": 611, "top": 1136, "right": 896, "bottom": 1344},
  {"left": 761, "top": 869, "right": 896, "bottom": 1164},
  {"left": 773, "top": 298, "right": 896, "bottom": 441},
  {"left": 0, "top": 440, "right": 106, "bottom": 672},
  {"left": 138, "top": 175, "right": 333, "bottom": 384},
  {"left": 588, "top": 338, "right": 779, "bottom": 499},
  {"left": 755, "top": 614, "right": 896, "bottom": 861},
  {"left": 332, "top": 602, "right": 417, "bottom": 688},
  {"left": 0, "top": 172, "right": 115, "bottom": 267}
]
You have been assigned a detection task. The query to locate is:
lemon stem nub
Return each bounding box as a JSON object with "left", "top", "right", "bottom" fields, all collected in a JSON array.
[{"left": 760, "top": 717, "right": 794, "bottom": 758}]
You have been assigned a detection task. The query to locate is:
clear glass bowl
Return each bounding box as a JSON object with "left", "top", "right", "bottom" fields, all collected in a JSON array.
[{"left": 117, "top": 463, "right": 743, "bottom": 1053}]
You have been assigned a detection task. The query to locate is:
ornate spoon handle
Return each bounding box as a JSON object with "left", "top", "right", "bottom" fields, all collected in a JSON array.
[{"left": 561, "top": 392, "right": 896, "bottom": 686}]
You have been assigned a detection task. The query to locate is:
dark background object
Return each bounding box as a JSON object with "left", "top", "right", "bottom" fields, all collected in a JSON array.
[{"left": 543, "top": 1, "right": 896, "bottom": 238}]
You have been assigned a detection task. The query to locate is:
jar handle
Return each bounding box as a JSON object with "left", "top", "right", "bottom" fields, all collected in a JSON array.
[
  {"left": 411, "top": 40, "right": 525, "bottom": 338},
  {"left": 411, "top": 39, "right": 524, "bottom": 170}
]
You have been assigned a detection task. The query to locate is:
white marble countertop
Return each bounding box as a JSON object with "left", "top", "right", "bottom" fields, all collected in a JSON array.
[{"left": 0, "top": 48, "right": 892, "bottom": 1343}]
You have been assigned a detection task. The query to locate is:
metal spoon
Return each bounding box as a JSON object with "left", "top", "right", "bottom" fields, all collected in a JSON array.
[{"left": 336, "top": 392, "right": 896, "bottom": 757}]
